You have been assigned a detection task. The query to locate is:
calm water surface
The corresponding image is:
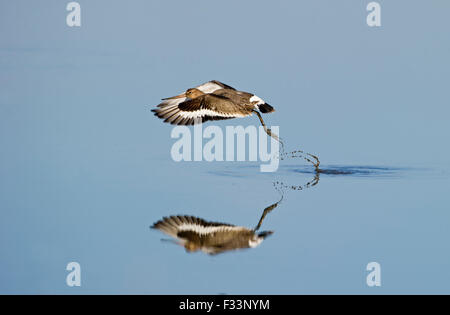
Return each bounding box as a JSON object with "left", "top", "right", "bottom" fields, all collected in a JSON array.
[{"left": 1, "top": 1, "right": 449, "bottom": 294}]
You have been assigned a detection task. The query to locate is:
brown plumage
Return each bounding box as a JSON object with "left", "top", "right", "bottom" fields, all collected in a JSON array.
[
  {"left": 151, "top": 215, "right": 273, "bottom": 255},
  {"left": 151, "top": 80, "right": 275, "bottom": 126}
]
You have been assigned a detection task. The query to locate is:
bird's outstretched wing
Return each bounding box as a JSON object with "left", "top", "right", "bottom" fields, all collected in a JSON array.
[
  {"left": 199, "top": 80, "right": 236, "bottom": 92},
  {"left": 162, "top": 80, "right": 235, "bottom": 100},
  {"left": 152, "top": 94, "right": 252, "bottom": 125},
  {"left": 152, "top": 215, "right": 266, "bottom": 255},
  {"left": 151, "top": 215, "right": 239, "bottom": 239}
]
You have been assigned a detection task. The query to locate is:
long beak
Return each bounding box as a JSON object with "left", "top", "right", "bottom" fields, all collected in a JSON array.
[{"left": 162, "top": 92, "right": 186, "bottom": 100}]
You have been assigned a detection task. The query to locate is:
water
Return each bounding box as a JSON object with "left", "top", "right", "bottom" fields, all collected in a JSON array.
[
  {"left": 1, "top": 1, "right": 450, "bottom": 294},
  {"left": 146, "top": 162, "right": 449, "bottom": 294}
]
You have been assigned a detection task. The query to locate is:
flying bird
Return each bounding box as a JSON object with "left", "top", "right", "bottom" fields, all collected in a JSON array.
[
  {"left": 151, "top": 215, "right": 273, "bottom": 255},
  {"left": 152, "top": 80, "right": 275, "bottom": 127},
  {"left": 151, "top": 80, "right": 281, "bottom": 142}
]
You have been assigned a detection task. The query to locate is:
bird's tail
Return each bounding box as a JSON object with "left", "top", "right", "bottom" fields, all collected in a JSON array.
[
  {"left": 257, "top": 231, "right": 274, "bottom": 238},
  {"left": 257, "top": 103, "right": 275, "bottom": 113}
]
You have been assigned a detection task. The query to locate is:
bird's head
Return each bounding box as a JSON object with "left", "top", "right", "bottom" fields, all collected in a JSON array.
[
  {"left": 184, "top": 241, "right": 201, "bottom": 253},
  {"left": 185, "top": 88, "right": 204, "bottom": 99},
  {"left": 162, "top": 88, "right": 203, "bottom": 101}
]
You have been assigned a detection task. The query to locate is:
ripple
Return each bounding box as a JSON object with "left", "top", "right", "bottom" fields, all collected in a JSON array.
[{"left": 288, "top": 165, "right": 410, "bottom": 177}]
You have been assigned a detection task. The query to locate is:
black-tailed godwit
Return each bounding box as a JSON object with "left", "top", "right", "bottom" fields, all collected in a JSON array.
[
  {"left": 152, "top": 80, "right": 275, "bottom": 126},
  {"left": 151, "top": 215, "right": 273, "bottom": 255}
]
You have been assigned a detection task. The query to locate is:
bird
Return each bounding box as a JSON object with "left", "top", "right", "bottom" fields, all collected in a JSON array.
[
  {"left": 151, "top": 80, "right": 275, "bottom": 126},
  {"left": 151, "top": 215, "right": 273, "bottom": 255}
]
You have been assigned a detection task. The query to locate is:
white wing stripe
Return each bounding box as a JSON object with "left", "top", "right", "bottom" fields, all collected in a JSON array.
[
  {"left": 177, "top": 223, "right": 245, "bottom": 235},
  {"left": 177, "top": 109, "right": 248, "bottom": 119}
]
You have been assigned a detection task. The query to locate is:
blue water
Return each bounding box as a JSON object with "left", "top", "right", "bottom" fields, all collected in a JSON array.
[{"left": 1, "top": 1, "right": 450, "bottom": 294}]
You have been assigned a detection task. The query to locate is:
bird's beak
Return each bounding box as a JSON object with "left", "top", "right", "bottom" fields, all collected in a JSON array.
[{"left": 162, "top": 92, "right": 186, "bottom": 100}]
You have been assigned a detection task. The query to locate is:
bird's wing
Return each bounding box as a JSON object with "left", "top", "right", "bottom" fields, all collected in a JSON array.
[
  {"left": 160, "top": 80, "right": 235, "bottom": 102},
  {"left": 152, "top": 215, "right": 254, "bottom": 255},
  {"left": 195, "top": 80, "right": 236, "bottom": 93},
  {"left": 152, "top": 94, "right": 252, "bottom": 125},
  {"left": 151, "top": 216, "right": 239, "bottom": 240}
]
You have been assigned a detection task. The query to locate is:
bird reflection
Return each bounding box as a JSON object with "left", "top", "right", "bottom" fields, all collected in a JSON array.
[
  {"left": 151, "top": 213, "right": 276, "bottom": 255},
  {"left": 151, "top": 169, "right": 320, "bottom": 255}
]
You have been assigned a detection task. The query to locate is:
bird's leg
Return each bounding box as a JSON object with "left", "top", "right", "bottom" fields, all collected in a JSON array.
[
  {"left": 253, "top": 171, "right": 320, "bottom": 231},
  {"left": 252, "top": 110, "right": 285, "bottom": 155},
  {"left": 283, "top": 149, "right": 321, "bottom": 172},
  {"left": 254, "top": 194, "right": 283, "bottom": 231},
  {"left": 252, "top": 110, "right": 320, "bottom": 171}
]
